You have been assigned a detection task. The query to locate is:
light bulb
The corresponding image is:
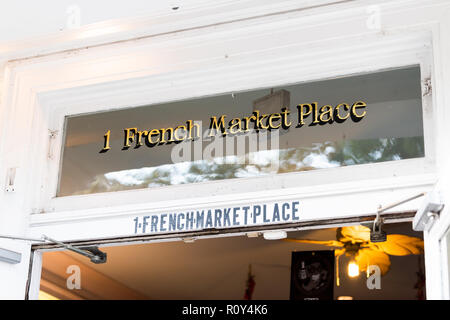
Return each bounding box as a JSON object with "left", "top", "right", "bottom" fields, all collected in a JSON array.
[
  {"left": 337, "top": 296, "right": 353, "bottom": 300},
  {"left": 347, "top": 261, "right": 360, "bottom": 278}
]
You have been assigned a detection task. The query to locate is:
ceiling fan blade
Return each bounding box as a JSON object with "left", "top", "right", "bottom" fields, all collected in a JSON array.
[
  {"left": 371, "top": 234, "right": 424, "bottom": 256},
  {"left": 338, "top": 225, "right": 371, "bottom": 243},
  {"left": 355, "top": 248, "right": 391, "bottom": 276},
  {"left": 335, "top": 248, "right": 346, "bottom": 257}
]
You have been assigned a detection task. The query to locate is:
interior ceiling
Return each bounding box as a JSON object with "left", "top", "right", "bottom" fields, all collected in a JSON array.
[{"left": 42, "top": 222, "right": 424, "bottom": 300}]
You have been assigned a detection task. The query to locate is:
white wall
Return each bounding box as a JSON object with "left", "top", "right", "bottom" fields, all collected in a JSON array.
[
  {"left": 0, "top": 0, "right": 207, "bottom": 43},
  {"left": 1, "top": 0, "right": 450, "bottom": 300},
  {"left": 421, "top": 12, "right": 450, "bottom": 299}
]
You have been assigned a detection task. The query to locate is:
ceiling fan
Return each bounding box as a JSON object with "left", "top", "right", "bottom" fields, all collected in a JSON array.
[{"left": 284, "top": 225, "right": 424, "bottom": 285}]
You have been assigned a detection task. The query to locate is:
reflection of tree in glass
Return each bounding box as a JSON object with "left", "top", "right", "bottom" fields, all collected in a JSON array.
[
  {"left": 76, "top": 168, "right": 172, "bottom": 195},
  {"left": 277, "top": 144, "right": 330, "bottom": 174},
  {"left": 328, "top": 137, "right": 424, "bottom": 166},
  {"left": 75, "top": 175, "right": 136, "bottom": 195},
  {"left": 184, "top": 162, "right": 247, "bottom": 182},
  {"left": 79, "top": 136, "right": 424, "bottom": 194},
  {"left": 143, "top": 169, "right": 172, "bottom": 187}
]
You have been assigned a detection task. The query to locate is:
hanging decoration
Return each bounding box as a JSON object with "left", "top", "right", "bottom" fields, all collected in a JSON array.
[{"left": 290, "top": 250, "right": 335, "bottom": 300}]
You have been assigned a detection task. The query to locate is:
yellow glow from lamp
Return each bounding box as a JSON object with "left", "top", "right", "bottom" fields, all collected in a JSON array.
[{"left": 347, "top": 261, "right": 359, "bottom": 278}]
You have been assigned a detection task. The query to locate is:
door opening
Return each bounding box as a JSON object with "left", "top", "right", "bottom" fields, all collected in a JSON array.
[{"left": 36, "top": 221, "right": 425, "bottom": 300}]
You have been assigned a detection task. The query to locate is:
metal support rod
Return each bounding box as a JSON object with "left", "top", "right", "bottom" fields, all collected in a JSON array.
[
  {"left": 41, "top": 236, "right": 98, "bottom": 261},
  {"left": 0, "top": 234, "right": 104, "bottom": 263},
  {"left": 371, "top": 192, "right": 427, "bottom": 240},
  {"left": 377, "top": 192, "right": 426, "bottom": 214}
]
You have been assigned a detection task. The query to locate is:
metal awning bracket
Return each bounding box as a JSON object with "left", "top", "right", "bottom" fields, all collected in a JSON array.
[
  {"left": 362, "top": 192, "right": 428, "bottom": 242},
  {"left": 0, "top": 234, "right": 107, "bottom": 264}
]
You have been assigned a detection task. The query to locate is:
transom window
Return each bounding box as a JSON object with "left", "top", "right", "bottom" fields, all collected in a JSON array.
[{"left": 57, "top": 66, "right": 424, "bottom": 196}]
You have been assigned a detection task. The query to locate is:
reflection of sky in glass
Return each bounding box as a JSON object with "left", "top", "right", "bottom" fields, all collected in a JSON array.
[
  {"left": 104, "top": 149, "right": 339, "bottom": 187},
  {"left": 74, "top": 136, "right": 424, "bottom": 195}
]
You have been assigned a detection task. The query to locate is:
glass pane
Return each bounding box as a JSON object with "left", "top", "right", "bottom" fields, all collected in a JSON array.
[{"left": 57, "top": 66, "right": 424, "bottom": 196}]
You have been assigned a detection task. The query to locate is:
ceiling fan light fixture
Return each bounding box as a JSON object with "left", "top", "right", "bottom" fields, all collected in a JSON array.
[
  {"left": 348, "top": 260, "right": 360, "bottom": 278},
  {"left": 338, "top": 296, "right": 354, "bottom": 300}
]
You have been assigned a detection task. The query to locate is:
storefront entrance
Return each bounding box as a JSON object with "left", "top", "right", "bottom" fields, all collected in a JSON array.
[
  {"left": 37, "top": 221, "right": 425, "bottom": 300},
  {"left": 5, "top": 1, "right": 450, "bottom": 301}
]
